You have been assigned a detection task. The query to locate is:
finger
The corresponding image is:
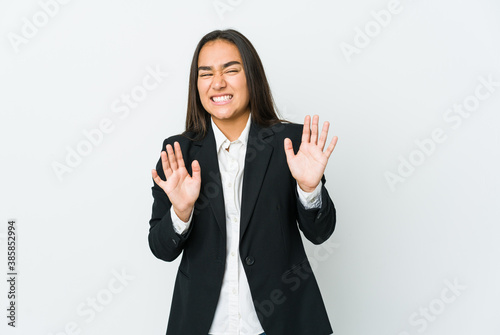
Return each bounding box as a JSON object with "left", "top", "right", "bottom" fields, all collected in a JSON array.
[
  {"left": 283, "top": 138, "right": 295, "bottom": 163},
  {"left": 318, "top": 121, "right": 330, "bottom": 151},
  {"left": 166, "top": 144, "right": 178, "bottom": 170},
  {"left": 191, "top": 160, "right": 201, "bottom": 183},
  {"left": 301, "top": 115, "right": 311, "bottom": 144},
  {"left": 310, "top": 115, "right": 319, "bottom": 144},
  {"left": 151, "top": 169, "right": 164, "bottom": 186},
  {"left": 324, "top": 136, "right": 338, "bottom": 159},
  {"left": 160, "top": 150, "right": 172, "bottom": 178},
  {"left": 174, "top": 142, "right": 185, "bottom": 169}
]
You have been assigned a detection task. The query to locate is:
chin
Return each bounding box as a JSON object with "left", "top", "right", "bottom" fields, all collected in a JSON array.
[
  {"left": 211, "top": 114, "right": 234, "bottom": 121},
  {"left": 209, "top": 110, "right": 236, "bottom": 120}
]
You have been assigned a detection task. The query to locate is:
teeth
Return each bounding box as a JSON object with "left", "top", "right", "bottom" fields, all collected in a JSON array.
[{"left": 212, "top": 95, "right": 232, "bottom": 102}]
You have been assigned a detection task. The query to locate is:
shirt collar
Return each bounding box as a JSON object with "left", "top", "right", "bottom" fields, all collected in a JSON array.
[{"left": 211, "top": 113, "right": 252, "bottom": 152}]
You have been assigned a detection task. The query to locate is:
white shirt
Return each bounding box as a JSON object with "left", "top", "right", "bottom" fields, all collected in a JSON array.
[{"left": 171, "top": 114, "right": 323, "bottom": 334}]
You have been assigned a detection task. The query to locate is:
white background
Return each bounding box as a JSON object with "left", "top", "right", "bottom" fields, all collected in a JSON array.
[{"left": 1, "top": 0, "right": 499, "bottom": 334}]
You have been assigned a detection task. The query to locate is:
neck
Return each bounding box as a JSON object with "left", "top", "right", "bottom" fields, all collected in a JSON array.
[{"left": 212, "top": 112, "right": 250, "bottom": 141}]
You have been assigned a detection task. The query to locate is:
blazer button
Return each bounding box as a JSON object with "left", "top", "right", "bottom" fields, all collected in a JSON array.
[{"left": 245, "top": 256, "right": 255, "bottom": 266}]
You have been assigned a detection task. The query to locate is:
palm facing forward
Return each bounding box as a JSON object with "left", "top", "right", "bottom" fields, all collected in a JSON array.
[
  {"left": 284, "top": 115, "right": 338, "bottom": 192},
  {"left": 152, "top": 141, "right": 201, "bottom": 222}
]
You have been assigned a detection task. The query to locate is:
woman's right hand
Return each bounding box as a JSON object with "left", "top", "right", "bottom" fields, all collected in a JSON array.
[{"left": 152, "top": 141, "right": 201, "bottom": 222}]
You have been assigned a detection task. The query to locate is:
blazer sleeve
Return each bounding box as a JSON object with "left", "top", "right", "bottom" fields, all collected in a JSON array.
[
  {"left": 148, "top": 139, "right": 194, "bottom": 262},
  {"left": 295, "top": 174, "right": 336, "bottom": 245}
]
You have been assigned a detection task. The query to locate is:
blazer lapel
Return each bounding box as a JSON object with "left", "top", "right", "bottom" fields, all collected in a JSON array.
[
  {"left": 193, "top": 124, "right": 226, "bottom": 239},
  {"left": 240, "top": 121, "right": 275, "bottom": 240}
]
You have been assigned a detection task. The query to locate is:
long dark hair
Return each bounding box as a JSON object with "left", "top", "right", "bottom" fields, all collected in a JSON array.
[{"left": 184, "top": 29, "right": 284, "bottom": 140}]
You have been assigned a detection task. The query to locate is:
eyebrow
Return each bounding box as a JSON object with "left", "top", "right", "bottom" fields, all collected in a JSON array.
[{"left": 198, "top": 61, "right": 242, "bottom": 72}]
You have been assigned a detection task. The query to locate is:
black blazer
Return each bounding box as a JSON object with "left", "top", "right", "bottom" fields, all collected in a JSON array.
[{"left": 148, "top": 120, "right": 336, "bottom": 335}]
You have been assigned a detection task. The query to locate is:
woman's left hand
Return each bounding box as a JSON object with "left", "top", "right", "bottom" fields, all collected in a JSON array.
[{"left": 284, "top": 115, "right": 338, "bottom": 192}]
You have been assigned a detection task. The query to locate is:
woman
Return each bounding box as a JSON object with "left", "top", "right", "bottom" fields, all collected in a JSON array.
[{"left": 148, "top": 29, "right": 338, "bottom": 335}]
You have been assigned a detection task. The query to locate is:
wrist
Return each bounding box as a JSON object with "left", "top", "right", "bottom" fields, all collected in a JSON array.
[
  {"left": 298, "top": 183, "right": 316, "bottom": 193},
  {"left": 173, "top": 206, "right": 194, "bottom": 223}
]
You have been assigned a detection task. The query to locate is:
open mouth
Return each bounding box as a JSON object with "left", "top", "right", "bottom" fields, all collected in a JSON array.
[{"left": 211, "top": 95, "right": 233, "bottom": 103}]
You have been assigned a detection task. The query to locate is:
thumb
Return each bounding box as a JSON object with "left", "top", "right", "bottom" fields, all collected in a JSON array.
[
  {"left": 191, "top": 160, "right": 201, "bottom": 182},
  {"left": 284, "top": 138, "right": 295, "bottom": 163},
  {"left": 152, "top": 169, "right": 162, "bottom": 186}
]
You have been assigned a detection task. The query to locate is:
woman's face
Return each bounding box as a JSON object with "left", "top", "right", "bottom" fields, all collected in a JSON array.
[{"left": 197, "top": 39, "right": 251, "bottom": 125}]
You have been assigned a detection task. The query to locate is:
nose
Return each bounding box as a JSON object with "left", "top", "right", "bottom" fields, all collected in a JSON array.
[{"left": 212, "top": 73, "right": 226, "bottom": 90}]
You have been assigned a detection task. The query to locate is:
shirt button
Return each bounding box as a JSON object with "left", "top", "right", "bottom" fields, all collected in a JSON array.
[
  {"left": 232, "top": 217, "right": 238, "bottom": 223},
  {"left": 231, "top": 251, "right": 236, "bottom": 257},
  {"left": 232, "top": 288, "right": 237, "bottom": 295},
  {"left": 227, "top": 182, "right": 232, "bottom": 188}
]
